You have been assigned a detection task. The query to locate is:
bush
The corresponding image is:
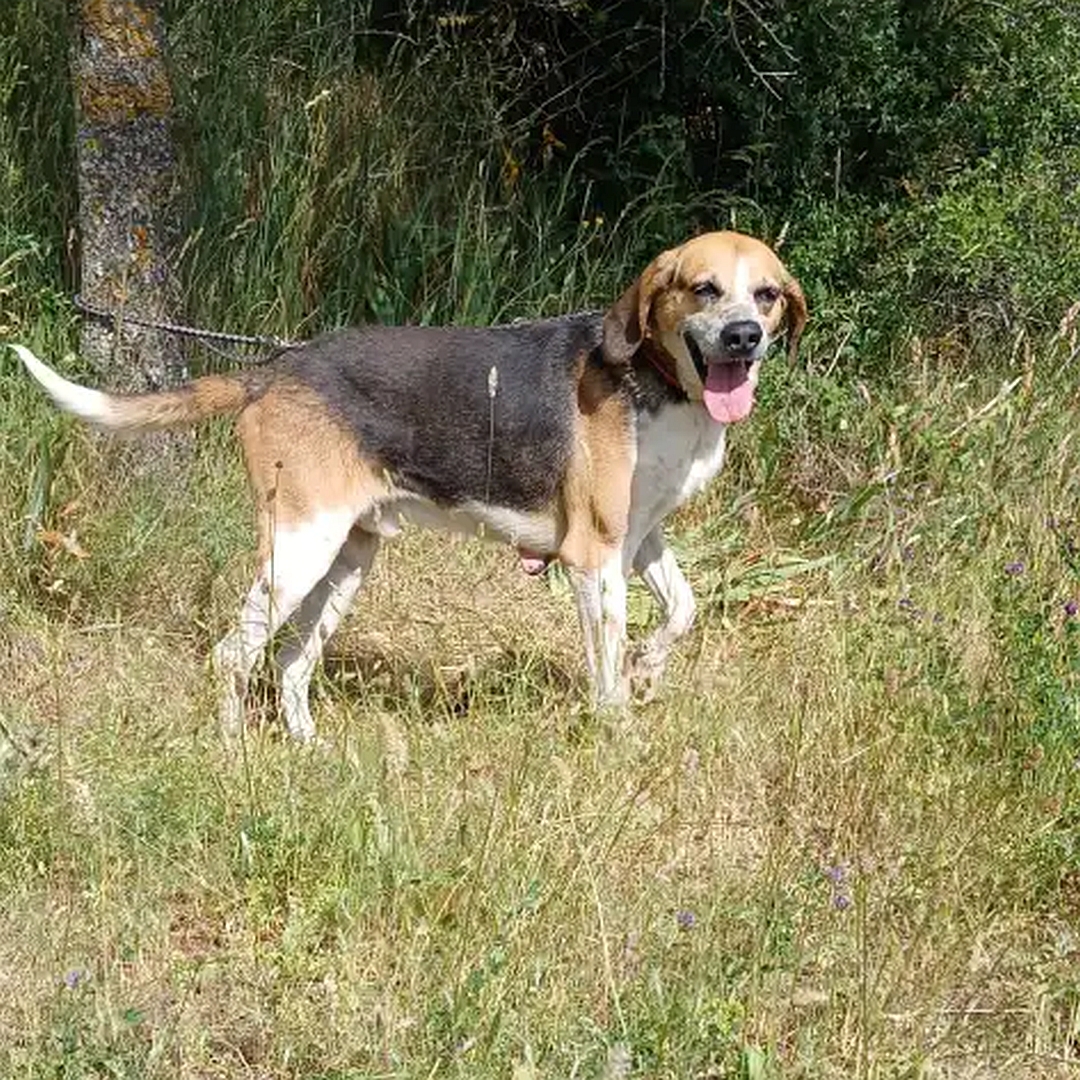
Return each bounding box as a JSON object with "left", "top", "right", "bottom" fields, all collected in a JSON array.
[{"left": 3, "top": 0, "right": 1078, "bottom": 365}]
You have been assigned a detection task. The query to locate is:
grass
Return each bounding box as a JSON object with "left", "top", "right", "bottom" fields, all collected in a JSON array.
[
  {"left": 1, "top": 324, "right": 1079, "bottom": 1079},
  {"left": 1, "top": 3, "right": 1079, "bottom": 1074}
]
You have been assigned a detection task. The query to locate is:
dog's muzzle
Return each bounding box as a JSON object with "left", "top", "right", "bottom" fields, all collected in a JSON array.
[
  {"left": 683, "top": 311, "right": 767, "bottom": 370},
  {"left": 682, "top": 312, "right": 767, "bottom": 424}
]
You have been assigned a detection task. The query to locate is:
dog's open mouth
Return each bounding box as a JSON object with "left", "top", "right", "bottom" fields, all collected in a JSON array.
[
  {"left": 703, "top": 361, "right": 754, "bottom": 423},
  {"left": 685, "top": 334, "right": 755, "bottom": 424}
]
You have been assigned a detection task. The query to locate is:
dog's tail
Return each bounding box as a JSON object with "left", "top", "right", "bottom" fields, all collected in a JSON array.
[{"left": 9, "top": 344, "right": 260, "bottom": 434}]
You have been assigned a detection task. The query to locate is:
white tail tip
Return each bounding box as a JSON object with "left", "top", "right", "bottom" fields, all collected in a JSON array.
[{"left": 9, "top": 343, "right": 116, "bottom": 426}]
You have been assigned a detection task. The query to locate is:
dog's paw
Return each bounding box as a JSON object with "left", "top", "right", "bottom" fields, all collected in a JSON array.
[
  {"left": 626, "top": 643, "right": 669, "bottom": 704},
  {"left": 594, "top": 681, "right": 631, "bottom": 714}
]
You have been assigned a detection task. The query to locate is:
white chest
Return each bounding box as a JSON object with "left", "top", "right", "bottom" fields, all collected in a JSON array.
[{"left": 630, "top": 403, "right": 729, "bottom": 528}]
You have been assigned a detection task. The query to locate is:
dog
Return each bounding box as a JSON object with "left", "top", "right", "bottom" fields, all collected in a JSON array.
[{"left": 11, "top": 231, "right": 806, "bottom": 741}]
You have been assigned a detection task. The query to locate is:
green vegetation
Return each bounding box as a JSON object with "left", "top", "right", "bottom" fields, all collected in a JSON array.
[{"left": 1, "top": 1, "right": 1078, "bottom": 1076}]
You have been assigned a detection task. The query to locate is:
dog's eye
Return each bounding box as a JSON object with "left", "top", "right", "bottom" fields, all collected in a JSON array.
[
  {"left": 755, "top": 285, "right": 781, "bottom": 305},
  {"left": 692, "top": 281, "right": 721, "bottom": 301}
]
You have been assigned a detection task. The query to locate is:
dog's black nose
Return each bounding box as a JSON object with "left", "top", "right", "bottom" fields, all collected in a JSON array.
[{"left": 721, "top": 320, "right": 762, "bottom": 356}]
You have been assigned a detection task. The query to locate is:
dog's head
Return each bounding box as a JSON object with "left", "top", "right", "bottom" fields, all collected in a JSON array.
[{"left": 602, "top": 231, "right": 807, "bottom": 423}]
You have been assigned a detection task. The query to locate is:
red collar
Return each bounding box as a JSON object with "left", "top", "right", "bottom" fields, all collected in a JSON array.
[{"left": 641, "top": 342, "right": 683, "bottom": 391}]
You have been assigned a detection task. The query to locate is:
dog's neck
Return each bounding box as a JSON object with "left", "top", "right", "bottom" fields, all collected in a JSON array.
[{"left": 628, "top": 338, "right": 688, "bottom": 413}]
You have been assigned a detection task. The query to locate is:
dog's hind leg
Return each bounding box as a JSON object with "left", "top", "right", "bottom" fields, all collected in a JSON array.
[
  {"left": 212, "top": 508, "right": 357, "bottom": 740},
  {"left": 275, "top": 527, "right": 380, "bottom": 741}
]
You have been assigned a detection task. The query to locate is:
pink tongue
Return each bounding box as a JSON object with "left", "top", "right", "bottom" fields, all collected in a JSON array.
[{"left": 703, "top": 363, "right": 754, "bottom": 424}]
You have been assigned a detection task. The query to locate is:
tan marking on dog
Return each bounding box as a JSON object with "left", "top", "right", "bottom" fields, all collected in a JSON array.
[
  {"left": 189, "top": 375, "right": 256, "bottom": 422},
  {"left": 92, "top": 374, "right": 252, "bottom": 431},
  {"left": 557, "top": 356, "right": 635, "bottom": 570},
  {"left": 234, "top": 380, "right": 386, "bottom": 556}
]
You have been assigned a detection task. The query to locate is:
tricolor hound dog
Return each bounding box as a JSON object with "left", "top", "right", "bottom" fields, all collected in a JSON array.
[{"left": 12, "top": 231, "right": 806, "bottom": 741}]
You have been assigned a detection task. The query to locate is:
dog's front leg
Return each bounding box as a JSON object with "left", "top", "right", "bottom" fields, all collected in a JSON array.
[
  {"left": 627, "top": 526, "right": 696, "bottom": 701},
  {"left": 570, "top": 553, "right": 629, "bottom": 708}
]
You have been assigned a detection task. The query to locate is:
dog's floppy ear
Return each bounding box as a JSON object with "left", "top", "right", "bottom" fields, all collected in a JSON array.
[
  {"left": 602, "top": 248, "right": 678, "bottom": 364},
  {"left": 783, "top": 274, "right": 808, "bottom": 363}
]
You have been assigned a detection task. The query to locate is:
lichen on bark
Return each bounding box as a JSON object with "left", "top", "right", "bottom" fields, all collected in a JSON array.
[{"left": 73, "top": 0, "right": 185, "bottom": 409}]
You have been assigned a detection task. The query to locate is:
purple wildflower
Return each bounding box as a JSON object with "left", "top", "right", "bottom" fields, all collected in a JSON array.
[
  {"left": 898, "top": 596, "right": 924, "bottom": 620},
  {"left": 1004, "top": 561, "right": 1025, "bottom": 576},
  {"left": 676, "top": 909, "right": 697, "bottom": 930},
  {"left": 825, "top": 862, "right": 852, "bottom": 911},
  {"left": 1065, "top": 600, "right": 1078, "bottom": 618},
  {"left": 63, "top": 969, "right": 84, "bottom": 989}
]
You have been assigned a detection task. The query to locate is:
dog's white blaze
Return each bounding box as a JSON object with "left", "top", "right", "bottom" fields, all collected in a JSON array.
[
  {"left": 9, "top": 344, "right": 117, "bottom": 426},
  {"left": 656, "top": 256, "right": 770, "bottom": 400},
  {"left": 733, "top": 254, "right": 752, "bottom": 304}
]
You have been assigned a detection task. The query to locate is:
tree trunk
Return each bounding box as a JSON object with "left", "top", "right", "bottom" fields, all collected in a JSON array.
[{"left": 72, "top": 0, "right": 186, "bottom": 468}]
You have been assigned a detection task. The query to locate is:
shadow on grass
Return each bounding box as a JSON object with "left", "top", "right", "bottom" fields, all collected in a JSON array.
[{"left": 240, "top": 640, "right": 578, "bottom": 737}]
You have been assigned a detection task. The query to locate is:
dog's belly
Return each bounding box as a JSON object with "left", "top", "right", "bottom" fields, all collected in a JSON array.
[{"left": 359, "top": 494, "right": 560, "bottom": 554}]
